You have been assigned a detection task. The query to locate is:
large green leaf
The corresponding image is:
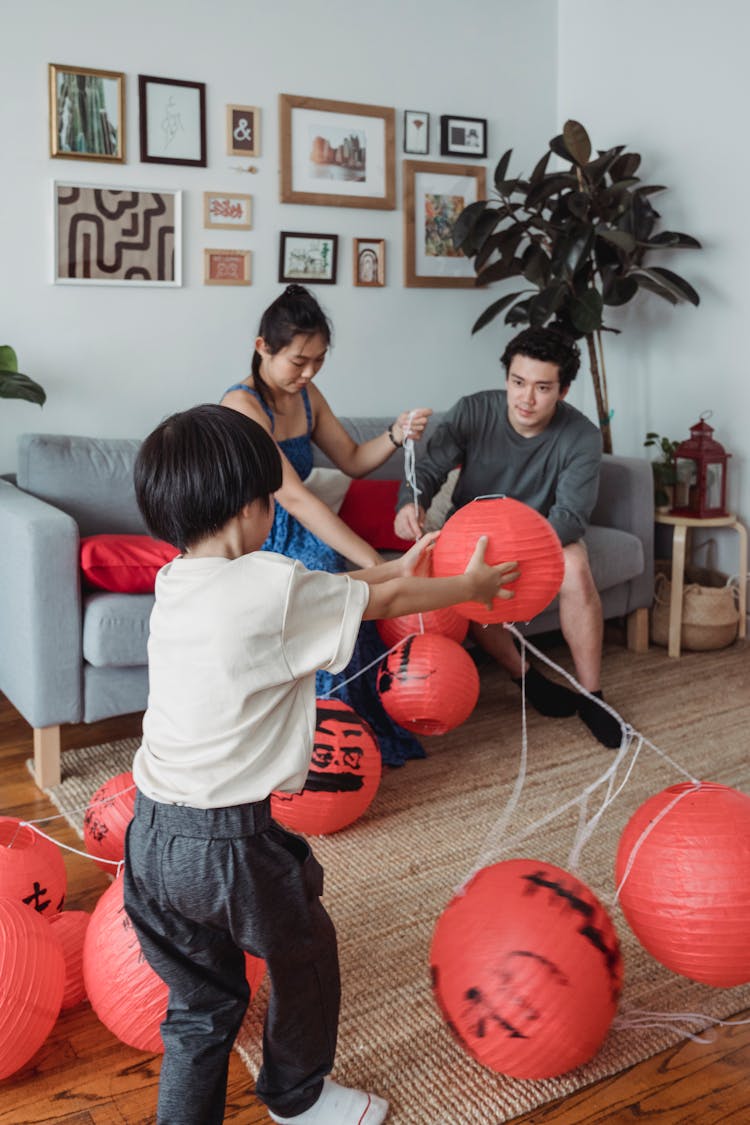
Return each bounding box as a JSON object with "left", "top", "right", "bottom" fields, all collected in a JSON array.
[
  {"left": 551, "top": 227, "right": 595, "bottom": 281},
  {"left": 596, "top": 228, "right": 636, "bottom": 253},
  {"left": 585, "top": 145, "right": 625, "bottom": 185},
  {"left": 562, "top": 120, "right": 592, "bottom": 166},
  {"left": 493, "top": 149, "right": 513, "bottom": 192},
  {"left": 0, "top": 345, "right": 19, "bottom": 374},
  {"left": 0, "top": 371, "right": 46, "bottom": 406},
  {"left": 505, "top": 297, "right": 533, "bottom": 326},
  {"left": 528, "top": 282, "right": 568, "bottom": 325},
  {"left": 602, "top": 272, "right": 639, "bottom": 306},
  {"left": 548, "top": 133, "right": 573, "bottom": 162},
  {"left": 644, "top": 231, "right": 702, "bottom": 250},
  {"left": 452, "top": 200, "right": 491, "bottom": 253},
  {"left": 641, "top": 266, "right": 700, "bottom": 305},
  {"left": 476, "top": 251, "right": 525, "bottom": 287},
  {"left": 632, "top": 272, "right": 679, "bottom": 304},
  {"left": 529, "top": 150, "right": 552, "bottom": 188},
  {"left": 471, "top": 290, "right": 530, "bottom": 334},
  {"left": 525, "top": 172, "right": 577, "bottom": 210},
  {"left": 633, "top": 183, "right": 666, "bottom": 197},
  {"left": 566, "top": 191, "right": 591, "bottom": 220},
  {"left": 569, "top": 288, "right": 604, "bottom": 333},
  {"left": 521, "top": 243, "right": 550, "bottom": 287},
  {"left": 609, "top": 152, "right": 641, "bottom": 180}
]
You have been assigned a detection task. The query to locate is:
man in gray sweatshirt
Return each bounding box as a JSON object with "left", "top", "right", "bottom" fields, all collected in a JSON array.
[{"left": 394, "top": 325, "right": 620, "bottom": 748}]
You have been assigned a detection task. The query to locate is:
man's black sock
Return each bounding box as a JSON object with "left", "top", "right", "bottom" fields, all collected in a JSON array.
[
  {"left": 511, "top": 665, "right": 579, "bottom": 717},
  {"left": 577, "top": 690, "right": 623, "bottom": 749}
]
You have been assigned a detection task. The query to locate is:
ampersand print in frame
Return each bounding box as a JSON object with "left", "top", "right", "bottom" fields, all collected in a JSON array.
[{"left": 227, "top": 104, "right": 261, "bottom": 157}]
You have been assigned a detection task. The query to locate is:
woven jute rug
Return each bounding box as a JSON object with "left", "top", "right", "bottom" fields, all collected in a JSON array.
[{"left": 42, "top": 639, "right": 750, "bottom": 1124}]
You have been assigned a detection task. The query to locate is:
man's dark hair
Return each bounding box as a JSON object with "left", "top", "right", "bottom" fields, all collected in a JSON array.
[
  {"left": 134, "top": 404, "right": 282, "bottom": 551},
  {"left": 500, "top": 326, "right": 581, "bottom": 390}
]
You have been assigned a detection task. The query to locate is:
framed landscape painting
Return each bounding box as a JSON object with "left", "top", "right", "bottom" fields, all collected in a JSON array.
[
  {"left": 279, "top": 94, "right": 395, "bottom": 210},
  {"left": 49, "top": 64, "right": 125, "bottom": 162},
  {"left": 403, "top": 160, "right": 486, "bottom": 288},
  {"left": 279, "top": 231, "right": 338, "bottom": 284}
]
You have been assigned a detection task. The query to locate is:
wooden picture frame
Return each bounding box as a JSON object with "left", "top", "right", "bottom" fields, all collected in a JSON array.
[
  {"left": 403, "top": 110, "right": 429, "bottom": 155},
  {"left": 49, "top": 64, "right": 125, "bottom": 162},
  {"left": 403, "top": 160, "right": 486, "bottom": 288},
  {"left": 203, "top": 249, "right": 252, "bottom": 286},
  {"left": 279, "top": 93, "right": 395, "bottom": 210},
  {"left": 279, "top": 231, "right": 338, "bottom": 285},
  {"left": 226, "top": 104, "right": 260, "bottom": 156},
  {"left": 439, "top": 114, "right": 487, "bottom": 159},
  {"left": 139, "top": 75, "right": 206, "bottom": 167},
  {"left": 53, "top": 182, "right": 181, "bottom": 286},
  {"left": 353, "top": 238, "right": 385, "bottom": 287},
  {"left": 203, "top": 192, "right": 252, "bottom": 231}
]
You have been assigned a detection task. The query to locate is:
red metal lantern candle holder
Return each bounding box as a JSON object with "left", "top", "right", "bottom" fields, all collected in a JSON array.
[{"left": 671, "top": 414, "right": 730, "bottom": 518}]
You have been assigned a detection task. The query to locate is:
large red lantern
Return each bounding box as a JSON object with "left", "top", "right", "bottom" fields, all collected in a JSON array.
[
  {"left": 272, "top": 700, "right": 381, "bottom": 835},
  {"left": 0, "top": 816, "right": 67, "bottom": 917},
  {"left": 430, "top": 859, "right": 622, "bottom": 1079},
  {"left": 83, "top": 770, "right": 136, "bottom": 872},
  {"left": 615, "top": 781, "right": 750, "bottom": 986},
  {"left": 84, "top": 876, "right": 265, "bottom": 1052},
  {"left": 431, "top": 497, "right": 564, "bottom": 625},
  {"left": 0, "top": 895, "right": 66, "bottom": 1078},
  {"left": 49, "top": 910, "right": 91, "bottom": 1009},
  {"left": 376, "top": 606, "right": 469, "bottom": 650},
  {"left": 376, "top": 634, "right": 479, "bottom": 735}
]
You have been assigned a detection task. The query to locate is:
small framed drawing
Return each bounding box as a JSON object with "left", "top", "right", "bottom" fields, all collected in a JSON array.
[
  {"left": 49, "top": 64, "right": 125, "bottom": 162},
  {"left": 403, "top": 160, "right": 486, "bottom": 288},
  {"left": 439, "top": 114, "right": 487, "bottom": 159},
  {"left": 279, "top": 231, "right": 338, "bottom": 285},
  {"left": 353, "top": 238, "right": 385, "bottom": 287},
  {"left": 279, "top": 93, "right": 395, "bottom": 210},
  {"left": 403, "top": 110, "right": 429, "bottom": 155},
  {"left": 139, "top": 75, "right": 207, "bottom": 166},
  {"left": 203, "top": 192, "right": 252, "bottom": 230},
  {"left": 204, "top": 249, "right": 252, "bottom": 286},
  {"left": 227, "top": 104, "right": 260, "bottom": 156},
  {"left": 53, "top": 182, "right": 181, "bottom": 286}
]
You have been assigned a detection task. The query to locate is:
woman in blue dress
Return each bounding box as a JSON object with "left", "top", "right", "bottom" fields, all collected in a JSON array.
[{"left": 221, "top": 284, "right": 433, "bottom": 766}]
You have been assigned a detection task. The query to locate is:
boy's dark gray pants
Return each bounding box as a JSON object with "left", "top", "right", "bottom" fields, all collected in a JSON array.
[{"left": 123, "top": 791, "right": 340, "bottom": 1124}]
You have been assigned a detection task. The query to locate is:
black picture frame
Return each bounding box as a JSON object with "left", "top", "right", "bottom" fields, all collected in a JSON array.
[
  {"left": 403, "top": 110, "right": 430, "bottom": 155},
  {"left": 278, "top": 231, "right": 338, "bottom": 285},
  {"left": 139, "top": 75, "right": 207, "bottom": 167},
  {"left": 439, "top": 114, "right": 487, "bottom": 159}
]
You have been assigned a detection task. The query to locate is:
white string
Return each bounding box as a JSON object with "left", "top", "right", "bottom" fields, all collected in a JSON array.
[
  {"left": 18, "top": 820, "right": 125, "bottom": 868},
  {"left": 317, "top": 634, "right": 420, "bottom": 699},
  {"left": 612, "top": 1008, "right": 750, "bottom": 1043}
]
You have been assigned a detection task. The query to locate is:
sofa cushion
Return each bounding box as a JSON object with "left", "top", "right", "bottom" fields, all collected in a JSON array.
[
  {"left": 584, "top": 525, "right": 644, "bottom": 591},
  {"left": 82, "top": 592, "right": 154, "bottom": 667},
  {"left": 338, "top": 479, "right": 413, "bottom": 551},
  {"left": 81, "top": 534, "right": 179, "bottom": 593}
]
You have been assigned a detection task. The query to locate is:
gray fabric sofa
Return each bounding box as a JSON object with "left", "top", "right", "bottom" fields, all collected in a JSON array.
[{"left": 0, "top": 417, "right": 653, "bottom": 788}]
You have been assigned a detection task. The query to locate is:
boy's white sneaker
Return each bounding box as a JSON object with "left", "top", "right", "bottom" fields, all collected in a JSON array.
[{"left": 268, "top": 1076, "right": 388, "bottom": 1124}]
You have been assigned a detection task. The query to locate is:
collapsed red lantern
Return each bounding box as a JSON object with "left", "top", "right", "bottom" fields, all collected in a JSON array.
[
  {"left": 615, "top": 781, "right": 750, "bottom": 987},
  {"left": 431, "top": 497, "right": 564, "bottom": 625},
  {"left": 430, "top": 859, "right": 622, "bottom": 1079},
  {"left": 376, "top": 634, "right": 479, "bottom": 736},
  {"left": 0, "top": 816, "right": 67, "bottom": 918},
  {"left": 376, "top": 606, "right": 468, "bottom": 650},
  {"left": 83, "top": 770, "right": 136, "bottom": 872},
  {"left": 0, "top": 895, "right": 66, "bottom": 1079},
  {"left": 83, "top": 876, "right": 266, "bottom": 1052},
  {"left": 272, "top": 700, "right": 381, "bottom": 835},
  {"left": 49, "top": 909, "right": 91, "bottom": 1009}
]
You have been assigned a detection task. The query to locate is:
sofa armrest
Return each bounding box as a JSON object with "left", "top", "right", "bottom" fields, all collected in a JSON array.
[
  {"left": 0, "top": 479, "right": 83, "bottom": 727},
  {"left": 591, "top": 454, "right": 655, "bottom": 611}
]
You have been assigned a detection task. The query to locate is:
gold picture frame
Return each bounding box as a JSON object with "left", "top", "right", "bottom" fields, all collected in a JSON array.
[
  {"left": 49, "top": 64, "right": 125, "bottom": 162},
  {"left": 203, "top": 249, "right": 252, "bottom": 286},
  {"left": 279, "top": 93, "right": 395, "bottom": 210},
  {"left": 226, "top": 104, "right": 261, "bottom": 157},
  {"left": 203, "top": 192, "right": 252, "bottom": 231},
  {"left": 353, "top": 238, "right": 385, "bottom": 287},
  {"left": 403, "top": 159, "right": 486, "bottom": 288}
]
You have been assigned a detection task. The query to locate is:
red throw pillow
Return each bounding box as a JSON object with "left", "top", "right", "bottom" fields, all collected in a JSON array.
[
  {"left": 80, "top": 535, "right": 179, "bottom": 594},
  {"left": 338, "top": 479, "right": 414, "bottom": 552}
]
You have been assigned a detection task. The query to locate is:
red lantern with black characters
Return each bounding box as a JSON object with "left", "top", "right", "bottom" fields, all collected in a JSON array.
[
  {"left": 376, "top": 606, "right": 468, "bottom": 649},
  {"left": 0, "top": 815, "right": 67, "bottom": 918},
  {"left": 376, "top": 633, "right": 479, "bottom": 735},
  {"left": 83, "top": 770, "right": 136, "bottom": 872}
]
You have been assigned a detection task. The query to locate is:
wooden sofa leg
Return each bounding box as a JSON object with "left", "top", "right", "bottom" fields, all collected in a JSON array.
[
  {"left": 33, "top": 726, "right": 62, "bottom": 789},
  {"left": 626, "top": 607, "right": 649, "bottom": 653}
]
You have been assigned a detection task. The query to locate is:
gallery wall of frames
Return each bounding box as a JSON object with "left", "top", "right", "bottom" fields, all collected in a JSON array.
[{"left": 48, "top": 65, "right": 489, "bottom": 292}]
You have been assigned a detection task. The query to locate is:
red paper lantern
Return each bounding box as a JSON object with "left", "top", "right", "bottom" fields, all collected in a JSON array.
[
  {"left": 376, "top": 634, "right": 479, "bottom": 735},
  {"left": 430, "top": 859, "right": 622, "bottom": 1079},
  {"left": 0, "top": 895, "right": 66, "bottom": 1078},
  {"left": 49, "top": 910, "right": 91, "bottom": 1009},
  {"left": 83, "top": 770, "right": 136, "bottom": 872},
  {"left": 272, "top": 700, "right": 382, "bottom": 835},
  {"left": 431, "top": 497, "right": 564, "bottom": 625},
  {"left": 0, "top": 816, "right": 67, "bottom": 918},
  {"left": 615, "top": 781, "right": 750, "bottom": 987},
  {"left": 376, "top": 606, "right": 469, "bottom": 649},
  {"left": 84, "top": 876, "right": 265, "bottom": 1052}
]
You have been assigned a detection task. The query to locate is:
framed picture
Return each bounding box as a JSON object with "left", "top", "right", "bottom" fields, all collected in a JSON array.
[
  {"left": 227, "top": 104, "right": 260, "bottom": 156},
  {"left": 204, "top": 249, "right": 251, "bottom": 286},
  {"left": 439, "top": 114, "right": 487, "bottom": 159},
  {"left": 403, "top": 110, "right": 429, "bottom": 155},
  {"left": 353, "top": 238, "right": 385, "bottom": 287},
  {"left": 49, "top": 64, "right": 125, "bottom": 162},
  {"left": 203, "top": 192, "right": 252, "bottom": 230},
  {"left": 279, "top": 231, "right": 338, "bottom": 285},
  {"left": 138, "top": 75, "right": 206, "bottom": 166},
  {"left": 53, "top": 182, "right": 181, "bottom": 286},
  {"left": 279, "top": 93, "right": 395, "bottom": 210},
  {"left": 403, "top": 160, "right": 486, "bottom": 288}
]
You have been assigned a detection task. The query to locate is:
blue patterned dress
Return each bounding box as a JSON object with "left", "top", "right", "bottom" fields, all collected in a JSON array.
[{"left": 224, "top": 383, "right": 424, "bottom": 767}]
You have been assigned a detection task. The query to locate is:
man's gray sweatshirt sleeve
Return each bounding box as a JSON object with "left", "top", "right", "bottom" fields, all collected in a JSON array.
[{"left": 547, "top": 425, "right": 603, "bottom": 546}]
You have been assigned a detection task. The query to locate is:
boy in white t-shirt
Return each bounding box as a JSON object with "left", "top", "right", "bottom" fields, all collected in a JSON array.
[{"left": 123, "top": 404, "right": 519, "bottom": 1125}]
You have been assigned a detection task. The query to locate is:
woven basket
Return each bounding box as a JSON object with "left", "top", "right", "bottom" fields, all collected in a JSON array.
[{"left": 651, "top": 561, "right": 739, "bottom": 651}]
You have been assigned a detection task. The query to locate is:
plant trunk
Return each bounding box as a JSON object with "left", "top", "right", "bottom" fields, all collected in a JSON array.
[{"left": 585, "top": 333, "right": 613, "bottom": 454}]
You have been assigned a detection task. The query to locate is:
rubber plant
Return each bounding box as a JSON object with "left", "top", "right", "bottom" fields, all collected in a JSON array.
[
  {"left": 0, "top": 346, "right": 45, "bottom": 406},
  {"left": 452, "top": 120, "right": 701, "bottom": 453}
]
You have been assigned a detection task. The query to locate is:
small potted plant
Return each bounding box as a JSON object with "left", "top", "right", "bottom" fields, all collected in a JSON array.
[
  {"left": 0, "top": 346, "right": 45, "bottom": 406},
  {"left": 644, "top": 431, "right": 678, "bottom": 511}
]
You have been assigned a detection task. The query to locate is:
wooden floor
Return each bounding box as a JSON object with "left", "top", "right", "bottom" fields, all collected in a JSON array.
[{"left": 2, "top": 692, "right": 750, "bottom": 1125}]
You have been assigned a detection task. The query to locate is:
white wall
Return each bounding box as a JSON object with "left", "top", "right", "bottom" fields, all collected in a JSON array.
[
  {"left": 558, "top": 0, "right": 750, "bottom": 576},
  {"left": 1, "top": 0, "right": 557, "bottom": 468}
]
